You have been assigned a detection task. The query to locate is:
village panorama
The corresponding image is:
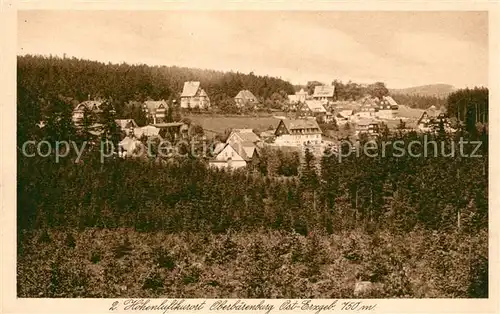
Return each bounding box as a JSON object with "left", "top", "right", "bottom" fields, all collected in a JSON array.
[{"left": 15, "top": 11, "right": 488, "bottom": 300}]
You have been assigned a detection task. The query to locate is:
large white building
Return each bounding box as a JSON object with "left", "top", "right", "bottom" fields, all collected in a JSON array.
[
  {"left": 274, "top": 118, "right": 323, "bottom": 146},
  {"left": 288, "top": 88, "right": 309, "bottom": 104}
]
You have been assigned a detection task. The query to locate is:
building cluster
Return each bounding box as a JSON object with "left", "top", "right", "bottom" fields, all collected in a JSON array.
[
  {"left": 288, "top": 84, "right": 456, "bottom": 136},
  {"left": 208, "top": 116, "right": 335, "bottom": 170},
  {"left": 68, "top": 79, "right": 456, "bottom": 168},
  {"left": 71, "top": 98, "right": 192, "bottom": 158},
  {"left": 415, "top": 105, "right": 454, "bottom": 133},
  {"left": 287, "top": 85, "right": 335, "bottom": 123}
]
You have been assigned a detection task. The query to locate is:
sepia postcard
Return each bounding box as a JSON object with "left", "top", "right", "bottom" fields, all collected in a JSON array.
[{"left": 1, "top": 1, "right": 499, "bottom": 313}]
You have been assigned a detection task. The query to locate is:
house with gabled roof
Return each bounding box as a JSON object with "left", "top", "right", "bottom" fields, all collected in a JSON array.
[
  {"left": 305, "top": 100, "right": 327, "bottom": 114},
  {"left": 375, "top": 96, "right": 399, "bottom": 119},
  {"left": 234, "top": 90, "right": 258, "bottom": 108},
  {"left": 416, "top": 105, "right": 453, "bottom": 132},
  {"left": 180, "top": 81, "right": 210, "bottom": 109},
  {"left": 312, "top": 85, "right": 335, "bottom": 104},
  {"left": 143, "top": 100, "right": 168, "bottom": 124},
  {"left": 274, "top": 118, "right": 323, "bottom": 146},
  {"left": 383, "top": 96, "right": 399, "bottom": 109},
  {"left": 72, "top": 100, "right": 104, "bottom": 125},
  {"left": 226, "top": 129, "right": 260, "bottom": 147},
  {"left": 208, "top": 143, "right": 248, "bottom": 170},
  {"left": 288, "top": 88, "right": 309, "bottom": 105},
  {"left": 335, "top": 109, "right": 353, "bottom": 125},
  {"left": 356, "top": 118, "right": 380, "bottom": 135},
  {"left": 301, "top": 100, "right": 334, "bottom": 123}
]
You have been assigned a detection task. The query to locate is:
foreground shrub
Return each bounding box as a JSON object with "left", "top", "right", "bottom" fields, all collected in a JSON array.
[{"left": 17, "top": 228, "right": 488, "bottom": 298}]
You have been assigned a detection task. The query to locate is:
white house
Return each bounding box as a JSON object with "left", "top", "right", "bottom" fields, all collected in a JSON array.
[
  {"left": 416, "top": 106, "right": 454, "bottom": 133},
  {"left": 180, "top": 81, "right": 210, "bottom": 109},
  {"left": 209, "top": 143, "right": 248, "bottom": 170},
  {"left": 288, "top": 88, "right": 308, "bottom": 105},
  {"left": 226, "top": 129, "right": 260, "bottom": 147}
]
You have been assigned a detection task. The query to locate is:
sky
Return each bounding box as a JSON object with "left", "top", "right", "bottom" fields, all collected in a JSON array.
[{"left": 17, "top": 11, "right": 488, "bottom": 89}]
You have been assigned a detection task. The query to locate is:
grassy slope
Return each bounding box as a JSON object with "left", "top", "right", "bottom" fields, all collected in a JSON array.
[{"left": 18, "top": 228, "right": 487, "bottom": 298}]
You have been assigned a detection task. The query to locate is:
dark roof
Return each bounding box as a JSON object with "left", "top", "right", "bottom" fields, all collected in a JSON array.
[
  {"left": 74, "top": 100, "right": 103, "bottom": 112},
  {"left": 281, "top": 118, "right": 321, "bottom": 131}
]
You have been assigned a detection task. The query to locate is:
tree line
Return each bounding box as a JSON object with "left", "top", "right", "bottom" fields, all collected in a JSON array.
[
  {"left": 17, "top": 54, "right": 295, "bottom": 115},
  {"left": 391, "top": 93, "right": 448, "bottom": 110}
]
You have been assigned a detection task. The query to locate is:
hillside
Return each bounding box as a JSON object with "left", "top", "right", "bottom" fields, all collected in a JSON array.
[
  {"left": 17, "top": 55, "right": 295, "bottom": 110},
  {"left": 390, "top": 84, "right": 455, "bottom": 98}
]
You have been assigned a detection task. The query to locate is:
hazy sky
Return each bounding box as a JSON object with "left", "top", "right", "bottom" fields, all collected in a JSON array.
[{"left": 17, "top": 11, "right": 488, "bottom": 89}]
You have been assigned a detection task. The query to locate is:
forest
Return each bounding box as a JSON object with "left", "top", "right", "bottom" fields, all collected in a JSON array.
[
  {"left": 17, "top": 127, "right": 488, "bottom": 298},
  {"left": 17, "top": 55, "right": 295, "bottom": 115},
  {"left": 390, "top": 93, "right": 447, "bottom": 110}
]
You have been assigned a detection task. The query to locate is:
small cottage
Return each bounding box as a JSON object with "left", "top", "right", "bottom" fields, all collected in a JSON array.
[
  {"left": 234, "top": 90, "right": 258, "bottom": 108},
  {"left": 209, "top": 143, "right": 248, "bottom": 170}
]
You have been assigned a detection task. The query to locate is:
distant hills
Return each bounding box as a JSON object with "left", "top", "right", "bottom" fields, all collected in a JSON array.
[
  {"left": 389, "top": 84, "right": 455, "bottom": 98},
  {"left": 293, "top": 82, "right": 456, "bottom": 99}
]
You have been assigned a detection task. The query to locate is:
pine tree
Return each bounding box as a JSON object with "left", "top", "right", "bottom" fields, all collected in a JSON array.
[
  {"left": 100, "top": 100, "right": 121, "bottom": 146},
  {"left": 44, "top": 96, "right": 76, "bottom": 142}
]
